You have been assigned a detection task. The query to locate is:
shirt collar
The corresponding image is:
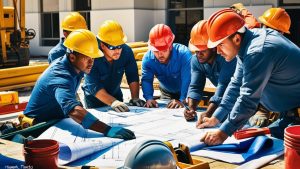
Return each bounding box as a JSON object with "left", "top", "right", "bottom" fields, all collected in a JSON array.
[
  {"left": 61, "top": 55, "right": 84, "bottom": 77},
  {"left": 238, "top": 28, "right": 252, "bottom": 59}
]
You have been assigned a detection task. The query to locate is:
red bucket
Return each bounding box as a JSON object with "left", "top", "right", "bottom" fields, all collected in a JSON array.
[
  {"left": 284, "top": 126, "right": 300, "bottom": 169},
  {"left": 23, "top": 139, "right": 59, "bottom": 169},
  {"left": 285, "top": 134, "right": 300, "bottom": 145},
  {"left": 285, "top": 125, "right": 300, "bottom": 139}
]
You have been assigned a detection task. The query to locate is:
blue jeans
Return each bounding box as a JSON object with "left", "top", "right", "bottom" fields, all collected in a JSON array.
[{"left": 268, "top": 108, "right": 300, "bottom": 139}]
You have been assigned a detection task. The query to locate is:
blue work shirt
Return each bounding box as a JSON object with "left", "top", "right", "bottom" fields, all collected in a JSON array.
[
  {"left": 141, "top": 43, "right": 192, "bottom": 102},
  {"left": 24, "top": 56, "right": 83, "bottom": 123},
  {"left": 213, "top": 28, "right": 300, "bottom": 136},
  {"left": 83, "top": 44, "right": 139, "bottom": 100},
  {"left": 48, "top": 37, "right": 67, "bottom": 64},
  {"left": 187, "top": 54, "right": 236, "bottom": 105}
]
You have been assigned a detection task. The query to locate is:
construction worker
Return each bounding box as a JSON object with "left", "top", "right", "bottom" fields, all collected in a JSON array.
[
  {"left": 83, "top": 20, "right": 145, "bottom": 112},
  {"left": 245, "top": 8, "right": 292, "bottom": 127},
  {"left": 231, "top": 3, "right": 275, "bottom": 128},
  {"left": 48, "top": 12, "right": 87, "bottom": 64},
  {"left": 184, "top": 20, "right": 237, "bottom": 123},
  {"left": 200, "top": 9, "right": 300, "bottom": 145},
  {"left": 142, "top": 24, "right": 192, "bottom": 108},
  {"left": 230, "top": 3, "right": 261, "bottom": 29},
  {"left": 24, "top": 29, "right": 135, "bottom": 140},
  {"left": 259, "top": 8, "right": 291, "bottom": 34}
]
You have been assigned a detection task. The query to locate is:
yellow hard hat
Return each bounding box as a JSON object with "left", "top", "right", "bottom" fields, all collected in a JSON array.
[
  {"left": 259, "top": 8, "right": 291, "bottom": 34},
  {"left": 97, "top": 20, "right": 127, "bottom": 46},
  {"left": 64, "top": 29, "right": 103, "bottom": 58},
  {"left": 61, "top": 12, "right": 88, "bottom": 31},
  {"left": 230, "top": 3, "right": 246, "bottom": 13}
]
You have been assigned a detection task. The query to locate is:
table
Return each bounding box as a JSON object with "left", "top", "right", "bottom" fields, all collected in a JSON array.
[{"left": 0, "top": 138, "right": 284, "bottom": 169}]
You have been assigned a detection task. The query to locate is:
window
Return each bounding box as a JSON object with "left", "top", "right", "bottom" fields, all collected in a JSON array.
[
  {"left": 168, "top": 0, "right": 203, "bottom": 45},
  {"left": 168, "top": 0, "right": 203, "bottom": 8},
  {"left": 74, "top": 0, "right": 91, "bottom": 30},
  {"left": 279, "top": 0, "right": 300, "bottom": 5},
  {"left": 74, "top": 0, "right": 91, "bottom": 11},
  {"left": 40, "top": 0, "right": 59, "bottom": 46}
]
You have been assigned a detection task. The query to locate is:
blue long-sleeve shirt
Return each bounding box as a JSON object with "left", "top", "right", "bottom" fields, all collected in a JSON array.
[
  {"left": 24, "top": 56, "right": 83, "bottom": 123},
  {"left": 187, "top": 54, "right": 236, "bottom": 105},
  {"left": 141, "top": 43, "right": 192, "bottom": 102},
  {"left": 213, "top": 28, "right": 300, "bottom": 136},
  {"left": 83, "top": 44, "right": 139, "bottom": 98},
  {"left": 48, "top": 38, "right": 67, "bottom": 64}
]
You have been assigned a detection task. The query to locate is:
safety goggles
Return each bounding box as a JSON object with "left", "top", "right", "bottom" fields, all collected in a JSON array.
[{"left": 102, "top": 42, "right": 122, "bottom": 50}]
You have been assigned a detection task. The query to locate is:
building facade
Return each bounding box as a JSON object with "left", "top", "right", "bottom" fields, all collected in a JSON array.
[{"left": 18, "top": 0, "right": 300, "bottom": 56}]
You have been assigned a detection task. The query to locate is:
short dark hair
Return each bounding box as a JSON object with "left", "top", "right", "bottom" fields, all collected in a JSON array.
[{"left": 67, "top": 50, "right": 80, "bottom": 57}]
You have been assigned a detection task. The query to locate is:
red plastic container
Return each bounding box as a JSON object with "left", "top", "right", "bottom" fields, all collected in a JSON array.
[
  {"left": 284, "top": 126, "right": 300, "bottom": 169},
  {"left": 285, "top": 125, "right": 300, "bottom": 139},
  {"left": 23, "top": 139, "right": 59, "bottom": 169},
  {"left": 285, "top": 134, "right": 300, "bottom": 144}
]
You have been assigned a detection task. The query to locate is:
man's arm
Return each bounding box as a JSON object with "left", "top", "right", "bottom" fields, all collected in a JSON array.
[
  {"left": 141, "top": 53, "right": 155, "bottom": 101},
  {"left": 220, "top": 52, "right": 273, "bottom": 136},
  {"left": 185, "top": 56, "right": 205, "bottom": 120},
  {"left": 187, "top": 56, "right": 206, "bottom": 104},
  {"left": 55, "top": 86, "right": 134, "bottom": 139},
  {"left": 212, "top": 58, "right": 243, "bottom": 123},
  {"left": 123, "top": 47, "right": 145, "bottom": 106},
  {"left": 69, "top": 105, "right": 109, "bottom": 133},
  {"left": 95, "top": 88, "right": 118, "bottom": 106},
  {"left": 95, "top": 88, "right": 129, "bottom": 112},
  {"left": 179, "top": 49, "right": 192, "bottom": 102},
  {"left": 129, "top": 81, "right": 140, "bottom": 99},
  {"left": 208, "top": 58, "right": 237, "bottom": 109}
]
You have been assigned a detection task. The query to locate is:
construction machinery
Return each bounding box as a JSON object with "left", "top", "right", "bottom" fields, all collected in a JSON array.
[{"left": 0, "top": 0, "right": 35, "bottom": 68}]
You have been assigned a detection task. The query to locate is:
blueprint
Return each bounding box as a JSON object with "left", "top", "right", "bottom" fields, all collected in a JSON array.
[
  {"left": 37, "top": 118, "right": 123, "bottom": 165},
  {"left": 38, "top": 105, "right": 214, "bottom": 167}
]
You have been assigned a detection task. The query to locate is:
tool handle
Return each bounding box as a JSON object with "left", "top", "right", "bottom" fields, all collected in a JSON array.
[{"left": 234, "top": 127, "right": 270, "bottom": 139}]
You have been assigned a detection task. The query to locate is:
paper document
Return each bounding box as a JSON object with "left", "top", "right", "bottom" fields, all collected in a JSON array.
[
  {"left": 191, "top": 136, "right": 284, "bottom": 164},
  {"left": 37, "top": 118, "right": 123, "bottom": 165},
  {"left": 39, "top": 104, "right": 274, "bottom": 168}
]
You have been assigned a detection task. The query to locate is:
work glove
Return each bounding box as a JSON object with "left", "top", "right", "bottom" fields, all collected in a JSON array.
[
  {"left": 167, "top": 99, "right": 184, "bottom": 109},
  {"left": 249, "top": 110, "right": 270, "bottom": 127},
  {"left": 111, "top": 100, "right": 129, "bottom": 112},
  {"left": 230, "top": 3, "right": 246, "bottom": 13},
  {"left": 104, "top": 126, "right": 136, "bottom": 140},
  {"left": 144, "top": 99, "right": 158, "bottom": 108},
  {"left": 129, "top": 98, "right": 146, "bottom": 107}
]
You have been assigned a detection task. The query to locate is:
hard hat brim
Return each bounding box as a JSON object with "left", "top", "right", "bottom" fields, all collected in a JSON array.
[
  {"left": 207, "top": 26, "right": 246, "bottom": 48},
  {"left": 189, "top": 41, "right": 208, "bottom": 51},
  {"left": 207, "top": 35, "right": 228, "bottom": 48},
  {"left": 148, "top": 43, "right": 170, "bottom": 52},
  {"left": 90, "top": 50, "right": 104, "bottom": 58}
]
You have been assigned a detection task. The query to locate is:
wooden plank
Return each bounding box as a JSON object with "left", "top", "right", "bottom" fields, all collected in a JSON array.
[{"left": 0, "top": 138, "right": 80, "bottom": 169}]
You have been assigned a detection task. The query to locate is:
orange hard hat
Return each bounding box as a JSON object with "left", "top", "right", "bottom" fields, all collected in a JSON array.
[
  {"left": 148, "top": 24, "right": 175, "bottom": 51},
  {"left": 189, "top": 20, "right": 209, "bottom": 51},
  {"left": 259, "top": 8, "right": 291, "bottom": 34},
  {"left": 207, "top": 9, "right": 245, "bottom": 48}
]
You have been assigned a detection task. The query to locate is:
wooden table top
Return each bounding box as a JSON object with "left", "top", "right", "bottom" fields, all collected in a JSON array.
[{"left": 0, "top": 138, "right": 284, "bottom": 169}]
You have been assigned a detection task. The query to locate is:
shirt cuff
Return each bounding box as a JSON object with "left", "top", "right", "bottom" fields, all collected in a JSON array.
[
  {"left": 187, "top": 93, "right": 202, "bottom": 101},
  {"left": 144, "top": 95, "right": 153, "bottom": 101},
  {"left": 209, "top": 96, "right": 222, "bottom": 105},
  {"left": 219, "top": 119, "right": 240, "bottom": 136},
  {"left": 212, "top": 106, "right": 229, "bottom": 122},
  {"left": 65, "top": 102, "right": 81, "bottom": 117}
]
